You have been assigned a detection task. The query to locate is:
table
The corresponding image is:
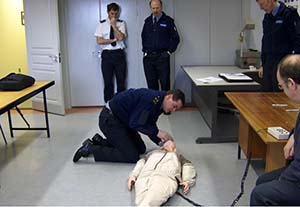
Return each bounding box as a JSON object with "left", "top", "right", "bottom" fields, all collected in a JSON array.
[
  {"left": 0, "top": 81, "right": 55, "bottom": 144},
  {"left": 225, "top": 92, "right": 299, "bottom": 172},
  {"left": 182, "top": 65, "right": 260, "bottom": 143}
]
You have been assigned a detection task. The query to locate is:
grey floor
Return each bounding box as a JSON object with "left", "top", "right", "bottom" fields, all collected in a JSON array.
[{"left": 0, "top": 108, "right": 264, "bottom": 206}]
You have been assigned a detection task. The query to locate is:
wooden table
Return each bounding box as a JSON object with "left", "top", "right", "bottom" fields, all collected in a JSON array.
[
  {"left": 0, "top": 81, "right": 55, "bottom": 144},
  {"left": 182, "top": 65, "right": 260, "bottom": 143},
  {"left": 225, "top": 92, "right": 299, "bottom": 172}
]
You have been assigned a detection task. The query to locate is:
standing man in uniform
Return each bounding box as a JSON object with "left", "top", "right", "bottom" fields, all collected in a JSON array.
[
  {"left": 95, "top": 2, "right": 127, "bottom": 103},
  {"left": 73, "top": 88, "right": 185, "bottom": 163},
  {"left": 142, "top": 0, "right": 180, "bottom": 91},
  {"left": 256, "top": 0, "right": 300, "bottom": 91},
  {"left": 250, "top": 54, "right": 300, "bottom": 205}
]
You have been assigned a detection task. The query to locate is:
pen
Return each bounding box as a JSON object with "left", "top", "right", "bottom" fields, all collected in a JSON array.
[
  {"left": 272, "top": 104, "right": 288, "bottom": 107},
  {"left": 285, "top": 109, "right": 299, "bottom": 112}
]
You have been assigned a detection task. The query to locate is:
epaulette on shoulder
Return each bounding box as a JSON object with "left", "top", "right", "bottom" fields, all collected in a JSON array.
[
  {"left": 152, "top": 96, "right": 160, "bottom": 105},
  {"left": 117, "top": 19, "right": 123, "bottom": 22},
  {"left": 100, "top": 19, "right": 106, "bottom": 23},
  {"left": 287, "top": 5, "right": 297, "bottom": 12}
]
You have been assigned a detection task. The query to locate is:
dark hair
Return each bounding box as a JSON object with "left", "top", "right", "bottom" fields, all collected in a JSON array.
[
  {"left": 107, "top": 2, "right": 119, "bottom": 12},
  {"left": 166, "top": 89, "right": 185, "bottom": 106},
  {"left": 149, "top": 0, "right": 162, "bottom": 7},
  {"left": 278, "top": 54, "right": 300, "bottom": 84}
]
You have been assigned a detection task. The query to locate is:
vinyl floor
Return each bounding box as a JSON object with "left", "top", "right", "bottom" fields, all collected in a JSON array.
[{"left": 0, "top": 108, "right": 264, "bottom": 206}]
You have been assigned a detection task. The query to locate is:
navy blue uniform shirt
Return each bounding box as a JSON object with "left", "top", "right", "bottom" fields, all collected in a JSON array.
[
  {"left": 142, "top": 12, "right": 180, "bottom": 53},
  {"left": 281, "top": 112, "right": 300, "bottom": 186},
  {"left": 261, "top": 1, "right": 300, "bottom": 65},
  {"left": 109, "top": 88, "right": 166, "bottom": 145}
]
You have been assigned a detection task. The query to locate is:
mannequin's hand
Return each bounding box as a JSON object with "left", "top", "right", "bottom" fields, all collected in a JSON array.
[
  {"left": 179, "top": 181, "right": 190, "bottom": 194},
  {"left": 127, "top": 176, "right": 136, "bottom": 191}
]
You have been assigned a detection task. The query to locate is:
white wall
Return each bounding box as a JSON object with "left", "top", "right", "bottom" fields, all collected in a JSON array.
[
  {"left": 174, "top": 0, "right": 245, "bottom": 103},
  {"left": 62, "top": 0, "right": 255, "bottom": 105}
]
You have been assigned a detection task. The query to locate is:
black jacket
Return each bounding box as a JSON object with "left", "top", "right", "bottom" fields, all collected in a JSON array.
[
  {"left": 142, "top": 12, "right": 180, "bottom": 53},
  {"left": 109, "top": 88, "right": 166, "bottom": 145},
  {"left": 261, "top": 1, "right": 300, "bottom": 65},
  {"left": 281, "top": 113, "right": 300, "bottom": 187}
]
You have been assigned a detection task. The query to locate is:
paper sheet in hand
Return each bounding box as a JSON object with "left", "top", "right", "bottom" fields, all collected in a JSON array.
[{"left": 218, "top": 73, "right": 253, "bottom": 82}]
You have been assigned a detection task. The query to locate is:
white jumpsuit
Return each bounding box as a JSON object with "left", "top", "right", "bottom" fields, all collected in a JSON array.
[{"left": 129, "top": 149, "right": 196, "bottom": 207}]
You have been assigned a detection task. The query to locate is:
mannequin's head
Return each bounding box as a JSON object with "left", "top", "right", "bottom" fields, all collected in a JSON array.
[{"left": 163, "top": 140, "right": 176, "bottom": 152}]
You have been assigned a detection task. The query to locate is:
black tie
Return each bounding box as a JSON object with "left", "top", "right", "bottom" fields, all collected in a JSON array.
[
  {"left": 110, "top": 26, "right": 116, "bottom": 47},
  {"left": 153, "top": 17, "right": 157, "bottom": 31}
]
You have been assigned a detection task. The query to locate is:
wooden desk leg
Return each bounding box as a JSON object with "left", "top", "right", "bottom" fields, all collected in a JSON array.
[
  {"left": 238, "top": 115, "right": 265, "bottom": 159},
  {"left": 238, "top": 115, "right": 251, "bottom": 158},
  {"left": 265, "top": 143, "right": 286, "bottom": 172}
]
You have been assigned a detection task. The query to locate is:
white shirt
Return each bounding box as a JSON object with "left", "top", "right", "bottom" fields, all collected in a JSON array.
[{"left": 94, "top": 18, "right": 127, "bottom": 50}]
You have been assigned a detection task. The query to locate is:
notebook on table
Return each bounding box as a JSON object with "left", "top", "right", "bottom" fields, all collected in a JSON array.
[{"left": 218, "top": 73, "right": 253, "bottom": 82}]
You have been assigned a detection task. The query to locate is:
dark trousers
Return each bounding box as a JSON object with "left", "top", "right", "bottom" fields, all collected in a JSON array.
[
  {"left": 250, "top": 167, "right": 300, "bottom": 205},
  {"left": 262, "top": 56, "right": 284, "bottom": 92},
  {"left": 143, "top": 51, "right": 170, "bottom": 91},
  {"left": 91, "top": 107, "right": 146, "bottom": 163},
  {"left": 101, "top": 49, "right": 127, "bottom": 102}
]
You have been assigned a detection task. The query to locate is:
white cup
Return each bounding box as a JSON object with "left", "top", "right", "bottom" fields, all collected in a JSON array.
[{"left": 249, "top": 65, "right": 256, "bottom": 71}]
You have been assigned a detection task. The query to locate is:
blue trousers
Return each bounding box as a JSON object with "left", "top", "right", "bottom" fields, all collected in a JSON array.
[
  {"left": 261, "top": 56, "right": 283, "bottom": 92},
  {"left": 101, "top": 49, "right": 127, "bottom": 103},
  {"left": 143, "top": 51, "right": 170, "bottom": 91},
  {"left": 250, "top": 167, "right": 300, "bottom": 205},
  {"left": 91, "top": 107, "right": 146, "bottom": 163}
]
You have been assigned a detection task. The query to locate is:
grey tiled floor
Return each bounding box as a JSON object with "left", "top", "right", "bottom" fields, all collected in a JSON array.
[{"left": 0, "top": 108, "right": 262, "bottom": 206}]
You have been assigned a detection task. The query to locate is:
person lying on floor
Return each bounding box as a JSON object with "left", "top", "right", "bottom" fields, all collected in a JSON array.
[{"left": 127, "top": 140, "right": 196, "bottom": 206}]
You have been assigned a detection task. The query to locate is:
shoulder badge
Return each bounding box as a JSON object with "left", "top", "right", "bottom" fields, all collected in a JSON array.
[
  {"left": 117, "top": 19, "right": 123, "bottom": 22},
  {"left": 152, "top": 96, "right": 160, "bottom": 105},
  {"left": 100, "top": 19, "right": 106, "bottom": 23}
]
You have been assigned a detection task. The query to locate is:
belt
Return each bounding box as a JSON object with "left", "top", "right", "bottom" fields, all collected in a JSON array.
[
  {"left": 144, "top": 51, "right": 169, "bottom": 57},
  {"left": 148, "top": 51, "right": 166, "bottom": 55},
  {"left": 103, "top": 49, "right": 123, "bottom": 53}
]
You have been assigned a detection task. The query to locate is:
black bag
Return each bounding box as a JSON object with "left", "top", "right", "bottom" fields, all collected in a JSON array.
[{"left": 0, "top": 73, "right": 35, "bottom": 91}]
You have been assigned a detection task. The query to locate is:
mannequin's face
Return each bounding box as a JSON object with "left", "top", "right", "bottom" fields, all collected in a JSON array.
[{"left": 163, "top": 140, "right": 176, "bottom": 152}]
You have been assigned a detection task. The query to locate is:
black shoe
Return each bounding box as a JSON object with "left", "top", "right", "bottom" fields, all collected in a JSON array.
[
  {"left": 73, "top": 142, "right": 92, "bottom": 163},
  {"left": 82, "top": 138, "right": 92, "bottom": 146},
  {"left": 92, "top": 133, "right": 104, "bottom": 145}
]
